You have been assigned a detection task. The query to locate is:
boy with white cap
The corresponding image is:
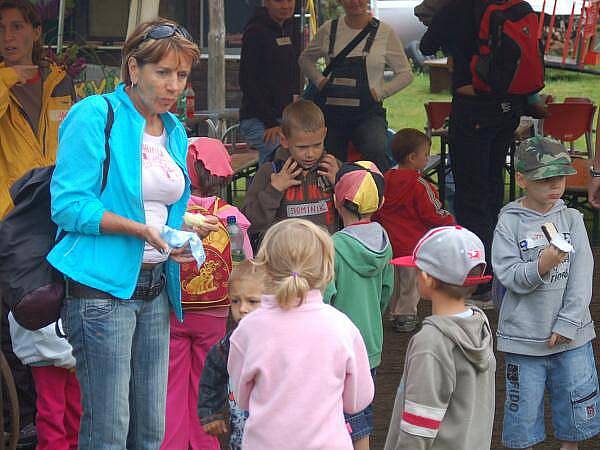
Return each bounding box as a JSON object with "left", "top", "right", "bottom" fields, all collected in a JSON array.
[
  {"left": 384, "top": 225, "right": 496, "bottom": 450},
  {"left": 493, "top": 136, "right": 600, "bottom": 450}
]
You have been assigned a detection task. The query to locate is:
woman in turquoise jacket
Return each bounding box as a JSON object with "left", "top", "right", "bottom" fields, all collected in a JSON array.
[{"left": 48, "top": 19, "right": 219, "bottom": 449}]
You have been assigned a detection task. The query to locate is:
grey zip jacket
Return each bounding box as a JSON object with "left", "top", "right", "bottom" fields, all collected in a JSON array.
[
  {"left": 492, "top": 199, "right": 595, "bottom": 356},
  {"left": 384, "top": 308, "right": 496, "bottom": 450}
]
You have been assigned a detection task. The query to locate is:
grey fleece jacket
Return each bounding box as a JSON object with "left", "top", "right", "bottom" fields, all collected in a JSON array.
[
  {"left": 384, "top": 308, "right": 496, "bottom": 450},
  {"left": 492, "top": 199, "right": 595, "bottom": 356}
]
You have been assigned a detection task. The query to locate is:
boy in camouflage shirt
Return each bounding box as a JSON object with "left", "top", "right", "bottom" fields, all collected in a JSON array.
[{"left": 492, "top": 137, "right": 600, "bottom": 449}]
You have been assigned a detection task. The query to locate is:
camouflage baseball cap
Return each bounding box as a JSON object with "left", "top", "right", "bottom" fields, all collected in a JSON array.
[{"left": 515, "top": 136, "right": 577, "bottom": 180}]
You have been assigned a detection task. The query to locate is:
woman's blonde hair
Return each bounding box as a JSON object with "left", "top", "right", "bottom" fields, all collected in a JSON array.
[
  {"left": 121, "top": 18, "right": 201, "bottom": 85},
  {"left": 254, "top": 219, "right": 334, "bottom": 309}
]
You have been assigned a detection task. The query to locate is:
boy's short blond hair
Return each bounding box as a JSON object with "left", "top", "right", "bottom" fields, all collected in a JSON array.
[
  {"left": 281, "top": 100, "right": 325, "bottom": 139},
  {"left": 429, "top": 264, "right": 485, "bottom": 299}
]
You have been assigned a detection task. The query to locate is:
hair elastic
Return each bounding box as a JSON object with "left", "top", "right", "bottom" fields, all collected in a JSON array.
[{"left": 291, "top": 271, "right": 298, "bottom": 278}]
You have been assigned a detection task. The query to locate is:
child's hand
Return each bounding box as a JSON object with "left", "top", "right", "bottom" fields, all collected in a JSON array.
[
  {"left": 203, "top": 419, "right": 228, "bottom": 436},
  {"left": 317, "top": 154, "right": 340, "bottom": 186},
  {"left": 270, "top": 158, "right": 302, "bottom": 192},
  {"left": 548, "top": 332, "right": 571, "bottom": 348},
  {"left": 193, "top": 215, "right": 220, "bottom": 239},
  {"left": 537, "top": 245, "right": 568, "bottom": 276}
]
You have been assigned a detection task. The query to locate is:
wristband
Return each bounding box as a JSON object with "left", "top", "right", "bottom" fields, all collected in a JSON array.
[{"left": 591, "top": 166, "right": 600, "bottom": 178}]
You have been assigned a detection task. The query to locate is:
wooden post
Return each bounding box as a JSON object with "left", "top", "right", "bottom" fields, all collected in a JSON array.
[{"left": 207, "top": 0, "right": 225, "bottom": 112}]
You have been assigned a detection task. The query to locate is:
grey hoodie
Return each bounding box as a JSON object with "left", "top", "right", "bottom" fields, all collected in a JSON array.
[
  {"left": 492, "top": 199, "right": 595, "bottom": 356},
  {"left": 384, "top": 309, "right": 496, "bottom": 450}
]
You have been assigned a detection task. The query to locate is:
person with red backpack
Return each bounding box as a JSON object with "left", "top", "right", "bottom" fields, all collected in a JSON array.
[
  {"left": 161, "top": 137, "right": 253, "bottom": 450},
  {"left": 418, "top": 0, "right": 546, "bottom": 303}
]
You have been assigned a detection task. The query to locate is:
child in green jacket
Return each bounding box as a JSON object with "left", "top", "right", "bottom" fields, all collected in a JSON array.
[{"left": 324, "top": 161, "right": 394, "bottom": 450}]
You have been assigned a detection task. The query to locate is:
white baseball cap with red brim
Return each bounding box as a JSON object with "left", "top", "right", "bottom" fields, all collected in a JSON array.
[{"left": 391, "top": 226, "right": 492, "bottom": 286}]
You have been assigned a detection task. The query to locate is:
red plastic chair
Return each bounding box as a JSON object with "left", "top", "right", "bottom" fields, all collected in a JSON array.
[
  {"left": 541, "top": 102, "right": 597, "bottom": 158},
  {"left": 424, "top": 101, "right": 452, "bottom": 204}
]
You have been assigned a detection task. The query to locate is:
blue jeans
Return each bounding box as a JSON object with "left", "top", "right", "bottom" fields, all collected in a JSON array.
[
  {"left": 502, "top": 342, "right": 600, "bottom": 448},
  {"left": 240, "top": 118, "right": 281, "bottom": 164},
  {"left": 62, "top": 268, "right": 170, "bottom": 450},
  {"left": 344, "top": 368, "right": 377, "bottom": 440}
]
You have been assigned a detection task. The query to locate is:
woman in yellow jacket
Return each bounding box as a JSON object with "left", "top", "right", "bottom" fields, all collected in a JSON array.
[
  {"left": 0, "top": 0, "right": 75, "bottom": 446},
  {"left": 0, "top": 0, "right": 75, "bottom": 219}
]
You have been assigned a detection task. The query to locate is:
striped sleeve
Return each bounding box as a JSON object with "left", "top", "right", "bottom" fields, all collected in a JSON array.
[
  {"left": 414, "top": 177, "right": 455, "bottom": 229},
  {"left": 400, "top": 400, "right": 446, "bottom": 438},
  {"left": 396, "top": 352, "right": 455, "bottom": 448}
]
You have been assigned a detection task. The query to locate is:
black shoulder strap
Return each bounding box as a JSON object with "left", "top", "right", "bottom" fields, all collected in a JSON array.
[
  {"left": 101, "top": 96, "right": 114, "bottom": 193},
  {"left": 328, "top": 18, "right": 338, "bottom": 57},
  {"left": 363, "top": 18, "right": 380, "bottom": 54},
  {"left": 323, "top": 18, "right": 378, "bottom": 77}
]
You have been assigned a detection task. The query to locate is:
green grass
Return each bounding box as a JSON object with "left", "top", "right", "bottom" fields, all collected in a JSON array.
[{"left": 384, "top": 68, "right": 600, "bottom": 148}]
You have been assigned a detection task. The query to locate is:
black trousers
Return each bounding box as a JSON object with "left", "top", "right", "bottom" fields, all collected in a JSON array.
[
  {"left": 449, "top": 94, "right": 524, "bottom": 273},
  {"left": 1, "top": 293, "right": 36, "bottom": 429},
  {"left": 325, "top": 107, "right": 391, "bottom": 172}
]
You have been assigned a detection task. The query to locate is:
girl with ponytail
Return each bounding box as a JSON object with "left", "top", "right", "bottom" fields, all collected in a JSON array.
[{"left": 227, "top": 218, "right": 374, "bottom": 450}]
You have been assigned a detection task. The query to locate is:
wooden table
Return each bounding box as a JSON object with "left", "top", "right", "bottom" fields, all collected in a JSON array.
[
  {"left": 423, "top": 57, "right": 452, "bottom": 93},
  {"left": 227, "top": 150, "right": 259, "bottom": 204}
]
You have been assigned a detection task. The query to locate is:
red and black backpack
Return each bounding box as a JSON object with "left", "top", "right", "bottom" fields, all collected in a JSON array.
[{"left": 471, "top": 0, "right": 544, "bottom": 96}]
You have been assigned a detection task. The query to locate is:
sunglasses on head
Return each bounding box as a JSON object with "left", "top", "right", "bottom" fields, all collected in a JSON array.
[{"left": 139, "top": 23, "right": 193, "bottom": 46}]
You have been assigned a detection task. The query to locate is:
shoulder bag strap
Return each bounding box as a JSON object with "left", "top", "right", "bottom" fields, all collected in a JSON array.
[
  {"left": 322, "top": 18, "right": 378, "bottom": 77},
  {"left": 362, "top": 18, "right": 380, "bottom": 54},
  {"left": 101, "top": 96, "right": 114, "bottom": 193}
]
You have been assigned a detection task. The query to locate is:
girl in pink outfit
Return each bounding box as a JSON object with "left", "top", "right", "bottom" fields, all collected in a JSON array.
[
  {"left": 228, "top": 219, "right": 374, "bottom": 450},
  {"left": 8, "top": 315, "right": 81, "bottom": 450},
  {"left": 161, "top": 137, "right": 253, "bottom": 450}
]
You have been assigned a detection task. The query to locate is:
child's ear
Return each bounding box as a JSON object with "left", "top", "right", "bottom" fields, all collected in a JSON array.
[
  {"left": 516, "top": 172, "right": 527, "bottom": 190},
  {"left": 419, "top": 271, "right": 436, "bottom": 290}
]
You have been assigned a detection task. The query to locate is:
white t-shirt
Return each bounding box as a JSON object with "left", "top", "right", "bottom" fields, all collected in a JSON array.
[
  {"left": 141, "top": 130, "right": 185, "bottom": 263},
  {"left": 453, "top": 308, "right": 475, "bottom": 318}
]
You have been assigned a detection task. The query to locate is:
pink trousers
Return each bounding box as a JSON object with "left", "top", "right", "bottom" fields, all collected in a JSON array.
[
  {"left": 161, "top": 312, "right": 227, "bottom": 450},
  {"left": 30, "top": 365, "right": 81, "bottom": 450}
]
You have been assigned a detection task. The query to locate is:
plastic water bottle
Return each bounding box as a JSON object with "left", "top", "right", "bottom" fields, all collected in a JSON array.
[
  {"left": 184, "top": 82, "right": 196, "bottom": 119},
  {"left": 227, "top": 216, "right": 245, "bottom": 264}
]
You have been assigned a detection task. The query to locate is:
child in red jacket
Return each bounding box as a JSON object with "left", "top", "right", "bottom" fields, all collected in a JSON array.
[{"left": 374, "top": 129, "right": 454, "bottom": 332}]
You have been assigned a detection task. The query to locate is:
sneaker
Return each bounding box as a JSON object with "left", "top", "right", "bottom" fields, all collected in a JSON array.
[{"left": 393, "top": 315, "right": 420, "bottom": 333}]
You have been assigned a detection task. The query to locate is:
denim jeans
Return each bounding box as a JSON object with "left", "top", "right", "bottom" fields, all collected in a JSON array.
[
  {"left": 240, "top": 118, "right": 281, "bottom": 164},
  {"left": 62, "top": 267, "right": 170, "bottom": 450},
  {"left": 502, "top": 342, "right": 600, "bottom": 448},
  {"left": 325, "top": 109, "right": 391, "bottom": 172}
]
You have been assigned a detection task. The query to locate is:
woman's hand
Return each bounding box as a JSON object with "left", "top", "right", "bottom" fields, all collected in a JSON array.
[
  {"left": 370, "top": 88, "right": 380, "bottom": 102},
  {"left": 317, "top": 76, "right": 329, "bottom": 91},
  {"left": 169, "top": 245, "right": 195, "bottom": 264},
  {"left": 142, "top": 226, "right": 170, "bottom": 255}
]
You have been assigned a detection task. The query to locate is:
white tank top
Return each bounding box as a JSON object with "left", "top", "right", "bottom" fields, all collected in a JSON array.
[{"left": 141, "top": 130, "right": 185, "bottom": 263}]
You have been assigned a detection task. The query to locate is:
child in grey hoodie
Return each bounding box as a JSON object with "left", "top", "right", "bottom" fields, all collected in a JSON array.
[
  {"left": 384, "top": 225, "right": 496, "bottom": 450},
  {"left": 492, "top": 136, "right": 600, "bottom": 450}
]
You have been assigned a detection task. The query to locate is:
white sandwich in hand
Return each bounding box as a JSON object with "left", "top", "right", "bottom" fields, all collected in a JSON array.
[{"left": 183, "top": 212, "right": 207, "bottom": 228}]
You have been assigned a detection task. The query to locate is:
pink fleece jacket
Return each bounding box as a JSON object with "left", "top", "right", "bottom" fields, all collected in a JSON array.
[{"left": 228, "top": 289, "right": 374, "bottom": 450}]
